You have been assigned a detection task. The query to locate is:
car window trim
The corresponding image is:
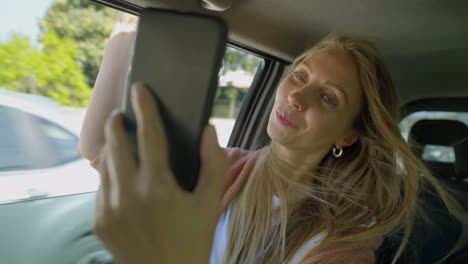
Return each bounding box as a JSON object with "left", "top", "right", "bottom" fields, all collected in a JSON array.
[{"left": 228, "top": 59, "right": 284, "bottom": 150}]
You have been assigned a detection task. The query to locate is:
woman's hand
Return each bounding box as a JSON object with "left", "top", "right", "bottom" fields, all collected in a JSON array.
[{"left": 93, "top": 82, "right": 229, "bottom": 264}]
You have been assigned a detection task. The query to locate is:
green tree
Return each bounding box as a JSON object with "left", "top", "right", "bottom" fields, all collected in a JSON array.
[
  {"left": 0, "top": 34, "right": 39, "bottom": 92},
  {"left": 39, "top": 0, "right": 259, "bottom": 88},
  {"left": 39, "top": 0, "right": 117, "bottom": 86},
  {"left": 224, "top": 83, "right": 240, "bottom": 118},
  {"left": 0, "top": 32, "right": 92, "bottom": 106},
  {"left": 37, "top": 31, "right": 92, "bottom": 106},
  {"left": 223, "top": 47, "right": 261, "bottom": 74}
]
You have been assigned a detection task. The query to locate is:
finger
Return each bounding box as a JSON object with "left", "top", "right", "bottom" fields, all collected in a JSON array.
[
  {"left": 102, "top": 141, "right": 122, "bottom": 211},
  {"left": 132, "top": 82, "right": 169, "bottom": 168},
  {"left": 94, "top": 150, "right": 110, "bottom": 235},
  {"left": 97, "top": 148, "right": 111, "bottom": 205},
  {"left": 94, "top": 185, "right": 105, "bottom": 234},
  {"left": 131, "top": 82, "right": 173, "bottom": 184},
  {"left": 195, "top": 125, "right": 228, "bottom": 199},
  {"left": 105, "top": 109, "right": 137, "bottom": 189},
  {"left": 95, "top": 147, "right": 106, "bottom": 176}
]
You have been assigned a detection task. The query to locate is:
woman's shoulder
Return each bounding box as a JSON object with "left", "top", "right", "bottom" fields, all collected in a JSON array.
[
  {"left": 222, "top": 147, "right": 264, "bottom": 184},
  {"left": 218, "top": 147, "right": 264, "bottom": 215}
]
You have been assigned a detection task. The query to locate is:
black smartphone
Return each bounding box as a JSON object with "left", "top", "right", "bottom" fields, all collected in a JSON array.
[{"left": 121, "top": 8, "right": 227, "bottom": 192}]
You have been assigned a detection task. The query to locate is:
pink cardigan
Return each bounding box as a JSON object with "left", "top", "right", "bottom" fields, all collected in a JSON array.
[{"left": 220, "top": 148, "right": 383, "bottom": 264}]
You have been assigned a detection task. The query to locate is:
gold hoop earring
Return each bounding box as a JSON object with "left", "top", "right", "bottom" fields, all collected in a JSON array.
[{"left": 333, "top": 147, "right": 343, "bottom": 158}]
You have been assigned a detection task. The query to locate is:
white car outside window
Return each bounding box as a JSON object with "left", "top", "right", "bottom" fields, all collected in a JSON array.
[{"left": 0, "top": 89, "right": 99, "bottom": 204}]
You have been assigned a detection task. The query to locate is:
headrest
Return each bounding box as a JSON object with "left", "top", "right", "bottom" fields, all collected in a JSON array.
[
  {"left": 455, "top": 140, "right": 468, "bottom": 179},
  {"left": 409, "top": 119, "right": 467, "bottom": 147},
  {"left": 409, "top": 119, "right": 468, "bottom": 180}
]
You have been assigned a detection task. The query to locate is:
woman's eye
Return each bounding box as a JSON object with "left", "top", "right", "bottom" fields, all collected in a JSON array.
[
  {"left": 294, "top": 72, "right": 305, "bottom": 82},
  {"left": 322, "top": 94, "right": 335, "bottom": 105}
]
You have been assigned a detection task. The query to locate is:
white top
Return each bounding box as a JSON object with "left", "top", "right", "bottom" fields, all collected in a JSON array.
[{"left": 209, "top": 196, "right": 326, "bottom": 264}]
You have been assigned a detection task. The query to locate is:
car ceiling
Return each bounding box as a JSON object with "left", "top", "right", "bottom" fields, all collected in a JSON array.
[{"left": 106, "top": 0, "right": 468, "bottom": 104}]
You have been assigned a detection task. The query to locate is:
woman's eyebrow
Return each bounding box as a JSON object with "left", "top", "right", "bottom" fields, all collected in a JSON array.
[
  {"left": 301, "top": 61, "right": 349, "bottom": 105},
  {"left": 325, "top": 80, "right": 349, "bottom": 105}
]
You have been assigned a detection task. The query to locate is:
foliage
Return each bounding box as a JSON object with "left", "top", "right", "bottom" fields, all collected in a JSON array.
[
  {"left": 39, "top": 0, "right": 117, "bottom": 86},
  {"left": 38, "top": 31, "right": 92, "bottom": 106},
  {"left": 0, "top": 34, "right": 38, "bottom": 92},
  {"left": 223, "top": 47, "right": 262, "bottom": 73},
  {"left": 0, "top": 32, "right": 92, "bottom": 106},
  {"left": 0, "top": 0, "right": 260, "bottom": 107},
  {"left": 39, "top": 0, "right": 260, "bottom": 83},
  {"left": 215, "top": 85, "right": 246, "bottom": 103},
  {"left": 224, "top": 84, "right": 240, "bottom": 101}
]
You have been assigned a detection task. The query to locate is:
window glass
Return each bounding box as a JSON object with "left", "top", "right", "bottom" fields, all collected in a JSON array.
[
  {"left": 0, "top": 106, "right": 29, "bottom": 171},
  {"left": 211, "top": 47, "right": 263, "bottom": 147},
  {"left": 0, "top": 105, "right": 79, "bottom": 171},
  {"left": 422, "top": 145, "right": 455, "bottom": 163},
  {"left": 0, "top": 2, "right": 264, "bottom": 203},
  {"left": 0, "top": 0, "right": 113, "bottom": 203},
  {"left": 399, "top": 111, "right": 468, "bottom": 163},
  {"left": 38, "top": 117, "right": 80, "bottom": 165}
]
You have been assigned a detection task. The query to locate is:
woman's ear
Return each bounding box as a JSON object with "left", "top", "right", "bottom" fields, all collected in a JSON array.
[{"left": 336, "top": 131, "right": 360, "bottom": 148}]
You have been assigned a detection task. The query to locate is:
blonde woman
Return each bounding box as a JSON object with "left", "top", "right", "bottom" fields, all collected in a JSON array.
[{"left": 78, "top": 12, "right": 466, "bottom": 264}]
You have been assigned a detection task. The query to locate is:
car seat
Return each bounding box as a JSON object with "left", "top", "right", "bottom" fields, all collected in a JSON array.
[{"left": 377, "top": 119, "right": 468, "bottom": 264}]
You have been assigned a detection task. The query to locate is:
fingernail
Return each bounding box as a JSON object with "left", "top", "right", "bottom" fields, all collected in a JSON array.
[
  {"left": 132, "top": 82, "right": 145, "bottom": 102},
  {"left": 131, "top": 83, "right": 138, "bottom": 103}
]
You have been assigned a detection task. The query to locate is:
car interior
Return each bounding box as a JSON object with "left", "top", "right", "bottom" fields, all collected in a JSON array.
[
  {"left": 0, "top": 0, "right": 467, "bottom": 263},
  {"left": 397, "top": 118, "right": 468, "bottom": 263}
]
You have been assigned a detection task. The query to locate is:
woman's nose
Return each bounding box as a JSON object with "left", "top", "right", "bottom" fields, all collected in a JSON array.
[{"left": 288, "top": 90, "right": 306, "bottom": 111}]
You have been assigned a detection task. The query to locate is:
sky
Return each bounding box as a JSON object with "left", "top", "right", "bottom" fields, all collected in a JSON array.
[{"left": 0, "top": 0, "right": 54, "bottom": 44}]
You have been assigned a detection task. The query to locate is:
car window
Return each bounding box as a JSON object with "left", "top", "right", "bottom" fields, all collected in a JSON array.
[
  {"left": 399, "top": 111, "right": 468, "bottom": 163},
  {"left": 212, "top": 47, "right": 263, "bottom": 147},
  {"left": 0, "top": 2, "right": 263, "bottom": 202}
]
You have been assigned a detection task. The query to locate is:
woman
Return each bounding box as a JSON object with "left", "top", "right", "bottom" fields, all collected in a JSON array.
[{"left": 78, "top": 12, "right": 466, "bottom": 264}]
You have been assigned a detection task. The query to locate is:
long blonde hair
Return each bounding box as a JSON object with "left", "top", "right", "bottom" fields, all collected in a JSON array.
[{"left": 222, "top": 34, "right": 467, "bottom": 264}]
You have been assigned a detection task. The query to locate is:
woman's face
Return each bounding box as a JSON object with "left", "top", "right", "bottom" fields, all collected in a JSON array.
[{"left": 267, "top": 47, "right": 364, "bottom": 155}]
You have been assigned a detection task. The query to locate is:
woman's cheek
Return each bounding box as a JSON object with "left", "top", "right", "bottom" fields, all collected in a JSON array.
[{"left": 306, "top": 107, "right": 336, "bottom": 137}]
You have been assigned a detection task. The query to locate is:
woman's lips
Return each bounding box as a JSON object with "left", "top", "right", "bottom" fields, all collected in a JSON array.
[{"left": 276, "top": 111, "right": 297, "bottom": 128}]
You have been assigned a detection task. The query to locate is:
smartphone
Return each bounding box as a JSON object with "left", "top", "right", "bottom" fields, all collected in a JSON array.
[{"left": 121, "top": 8, "right": 227, "bottom": 192}]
